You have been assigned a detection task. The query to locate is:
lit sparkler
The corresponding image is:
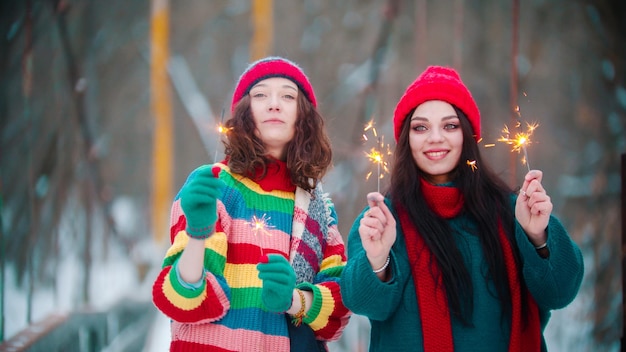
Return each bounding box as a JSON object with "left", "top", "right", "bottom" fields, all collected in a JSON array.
[
  {"left": 216, "top": 122, "right": 232, "bottom": 137},
  {"left": 363, "top": 120, "right": 391, "bottom": 192},
  {"left": 213, "top": 108, "right": 232, "bottom": 163},
  {"left": 245, "top": 214, "right": 274, "bottom": 237},
  {"left": 497, "top": 113, "right": 539, "bottom": 172},
  {"left": 245, "top": 213, "right": 274, "bottom": 257}
]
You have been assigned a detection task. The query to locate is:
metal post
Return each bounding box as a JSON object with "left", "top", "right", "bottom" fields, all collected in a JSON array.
[
  {"left": 150, "top": 0, "right": 173, "bottom": 244},
  {"left": 251, "top": 0, "right": 273, "bottom": 61}
]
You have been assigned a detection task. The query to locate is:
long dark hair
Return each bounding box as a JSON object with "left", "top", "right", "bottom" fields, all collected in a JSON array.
[
  {"left": 223, "top": 92, "right": 333, "bottom": 191},
  {"left": 389, "top": 106, "right": 528, "bottom": 326}
]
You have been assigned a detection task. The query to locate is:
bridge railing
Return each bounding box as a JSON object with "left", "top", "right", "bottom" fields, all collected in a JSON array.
[{"left": 0, "top": 300, "right": 156, "bottom": 352}]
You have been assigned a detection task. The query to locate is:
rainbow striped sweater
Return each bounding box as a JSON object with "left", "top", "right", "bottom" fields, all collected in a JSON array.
[{"left": 152, "top": 161, "right": 351, "bottom": 351}]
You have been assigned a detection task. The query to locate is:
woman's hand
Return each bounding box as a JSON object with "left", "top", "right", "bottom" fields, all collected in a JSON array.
[
  {"left": 515, "top": 170, "right": 552, "bottom": 245},
  {"left": 359, "top": 192, "right": 397, "bottom": 271}
]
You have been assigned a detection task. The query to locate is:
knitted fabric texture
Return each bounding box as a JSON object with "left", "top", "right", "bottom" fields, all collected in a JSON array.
[
  {"left": 152, "top": 161, "right": 350, "bottom": 351},
  {"left": 393, "top": 65, "right": 481, "bottom": 142},
  {"left": 397, "top": 180, "right": 541, "bottom": 351},
  {"left": 231, "top": 56, "right": 317, "bottom": 112}
]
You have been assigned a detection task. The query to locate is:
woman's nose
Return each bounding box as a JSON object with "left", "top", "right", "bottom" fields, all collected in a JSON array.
[
  {"left": 427, "top": 128, "right": 444, "bottom": 142},
  {"left": 268, "top": 94, "right": 281, "bottom": 111}
]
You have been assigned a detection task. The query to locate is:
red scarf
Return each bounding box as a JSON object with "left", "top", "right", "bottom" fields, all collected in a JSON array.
[
  {"left": 253, "top": 159, "right": 296, "bottom": 192},
  {"left": 397, "top": 178, "right": 541, "bottom": 351}
]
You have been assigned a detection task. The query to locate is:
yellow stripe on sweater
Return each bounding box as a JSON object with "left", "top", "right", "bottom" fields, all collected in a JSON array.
[
  {"left": 319, "top": 254, "right": 345, "bottom": 271},
  {"left": 165, "top": 230, "right": 188, "bottom": 257},
  {"left": 307, "top": 285, "right": 335, "bottom": 331},
  {"left": 206, "top": 231, "right": 228, "bottom": 258},
  {"left": 166, "top": 231, "right": 228, "bottom": 259},
  {"left": 162, "top": 271, "right": 207, "bottom": 311},
  {"left": 224, "top": 263, "right": 263, "bottom": 288}
]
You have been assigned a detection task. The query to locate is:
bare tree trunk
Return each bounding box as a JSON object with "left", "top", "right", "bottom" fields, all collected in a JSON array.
[
  {"left": 453, "top": 0, "right": 464, "bottom": 70},
  {"left": 352, "top": 0, "right": 399, "bottom": 145},
  {"left": 24, "top": 0, "right": 35, "bottom": 325},
  {"left": 0, "top": 183, "right": 4, "bottom": 341},
  {"left": 509, "top": 0, "right": 520, "bottom": 187},
  {"left": 622, "top": 153, "right": 625, "bottom": 349},
  {"left": 54, "top": 0, "right": 117, "bottom": 245},
  {"left": 52, "top": 0, "right": 119, "bottom": 304},
  {"left": 82, "top": 181, "right": 92, "bottom": 304},
  {"left": 414, "top": 0, "right": 427, "bottom": 69}
]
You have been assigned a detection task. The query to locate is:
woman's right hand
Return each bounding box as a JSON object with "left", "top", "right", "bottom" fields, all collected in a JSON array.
[
  {"left": 359, "top": 192, "right": 397, "bottom": 271},
  {"left": 180, "top": 166, "right": 225, "bottom": 239},
  {"left": 178, "top": 166, "right": 224, "bottom": 283}
]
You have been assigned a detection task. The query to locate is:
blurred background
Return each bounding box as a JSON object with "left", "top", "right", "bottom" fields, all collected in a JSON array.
[{"left": 1, "top": 0, "right": 624, "bottom": 351}]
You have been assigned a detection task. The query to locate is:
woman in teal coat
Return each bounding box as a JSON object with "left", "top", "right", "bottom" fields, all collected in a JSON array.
[{"left": 341, "top": 65, "right": 584, "bottom": 351}]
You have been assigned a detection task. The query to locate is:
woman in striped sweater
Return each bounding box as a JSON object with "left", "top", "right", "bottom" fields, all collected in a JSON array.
[{"left": 152, "top": 57, "right": 350, "bottom": 352}]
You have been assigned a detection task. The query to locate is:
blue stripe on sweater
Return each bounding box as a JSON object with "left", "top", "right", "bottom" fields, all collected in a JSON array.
[{"left": 214, "top": 307, "right": 289, "bottom": 336}]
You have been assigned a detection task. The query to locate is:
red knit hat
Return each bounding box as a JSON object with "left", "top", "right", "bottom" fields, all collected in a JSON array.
[
  {"left": 392, "top": 66, "right": 481, "bottom": 142},
  {"left": 231, "top": 56, "right": 317, "bottom": 112}
]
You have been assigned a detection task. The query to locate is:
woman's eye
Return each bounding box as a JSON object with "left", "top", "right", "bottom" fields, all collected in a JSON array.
[
  {"left": 412, "top": 125, "right": 427, "bottom": 132},
  {"left": 444, "top": 123, "right": 459, "bottom": 130},
  {"left": 283, "top": 94, "right": 296, "bottom": 100}
]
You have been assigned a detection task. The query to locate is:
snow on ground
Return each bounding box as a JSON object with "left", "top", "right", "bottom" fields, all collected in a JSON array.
[
  {"left": 142, "top": 310, "right": 170, "bottom": 352},
  {"left": 4, "top": 242, "right": 149, "bottom": 340}
]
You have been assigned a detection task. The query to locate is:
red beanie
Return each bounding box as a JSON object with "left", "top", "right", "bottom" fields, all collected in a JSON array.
[
  {"left": 392, "top": 66, "right": 481, "bottom": 142},
  {"left": 231, "top": 56, "right": 317, "bottom": 112}
]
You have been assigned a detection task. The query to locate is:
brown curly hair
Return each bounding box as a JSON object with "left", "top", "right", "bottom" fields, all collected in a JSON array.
[{"left": 222, "top": 92, "right": 332, "bottom": 192}]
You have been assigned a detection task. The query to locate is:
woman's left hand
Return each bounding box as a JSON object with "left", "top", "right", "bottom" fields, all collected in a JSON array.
[{"left": 515, "top": 170, "right": 552, "bottom": 244}]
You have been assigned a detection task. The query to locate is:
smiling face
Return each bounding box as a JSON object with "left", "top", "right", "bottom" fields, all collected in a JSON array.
[
  {"left": 408, "top": 100, "right": 463, "bottom": 184},
  {"left": 249, "top": 77, "right": 299, "bottom": 160}
]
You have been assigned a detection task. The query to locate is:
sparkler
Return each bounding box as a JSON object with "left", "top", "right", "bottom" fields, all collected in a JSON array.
[
  {"left": 245, "top": 214, "right": 274, "bottom": 237},
  {"left": 497, "top": 106, "right": 539, "bottom": 171},
  {"left": 363, "top": 120, "right": 391, "bottom": 193},
  {"left": 213, "top": 108, "right": 232, "bottom": 163},
  {"left": 245, "top": 213, "right": 274, "bottom": 256}
]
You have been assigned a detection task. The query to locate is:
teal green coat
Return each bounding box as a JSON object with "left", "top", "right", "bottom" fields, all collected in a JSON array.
[{"left": 341, "top": 197, "right": 584, "bottom": 352}]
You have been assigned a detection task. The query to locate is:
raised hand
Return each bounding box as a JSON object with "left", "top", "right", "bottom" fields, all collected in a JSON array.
[
  {"left": 257, "top": 254, "right": 296, "bottom": 313},
  {"left": 515, "top": 170, "right": 552, "bottom": 244},
  {"left": 359, "top": 192, "right": 397, "bottom": 271},
  {"left": 180, "top": 166, "right": 225, "bottom": 239}
]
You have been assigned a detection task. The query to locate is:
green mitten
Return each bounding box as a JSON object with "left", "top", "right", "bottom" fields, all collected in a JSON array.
[
  {"left": 257, "top": 254, "right": 296, "bottom": 312},
  {"left": 179, "top": 166, "right": 225, "bottom": 239}
]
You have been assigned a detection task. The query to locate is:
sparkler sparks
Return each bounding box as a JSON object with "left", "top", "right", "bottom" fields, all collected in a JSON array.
[
  {"left": 466, "top": 160, "right": 478, "bottom": 171},
  {"left": 245, "top": 213, "right": 274, "bottom": 257},
  {"left": 497, "top": 118, "right": 539, "bottom": 172},
  {"left": 216, "top": 123, "right": 232, "bottom": 135},
  {"left": 245, "top": 214, "right": 274, "bottom": 237},
  {"left": 213, "top": 122, "right": 231, "bottom": 163},
  {"left": 363, "top": 120, "right": 391, "bottom": 192},
  {"left": 213, "top": 108, "right": 232, "bottom": 163}
]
